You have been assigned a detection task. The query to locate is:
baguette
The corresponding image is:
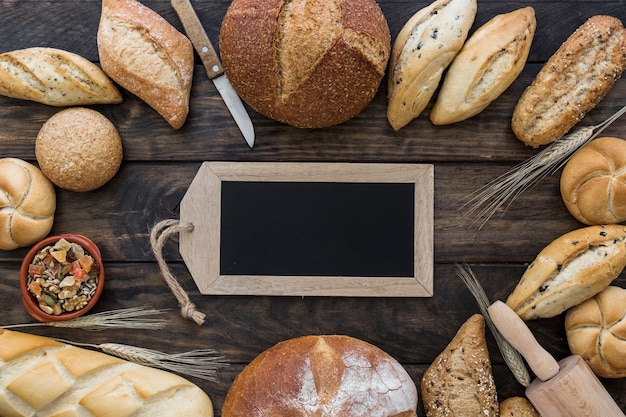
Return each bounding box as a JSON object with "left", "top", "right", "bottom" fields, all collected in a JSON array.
[
  {"left": 387, "top": 0, "right": 477, "bottom": 131},
  {"left": 97, "top": 0, "right": 194, "bottom": 129},
  {"left": 511, "top": 15, "right": 626, "bottom": 147},
  {"left": 430, "top": 7, "right": 536, "bottom": 125},
  {"left": 0, "top": 47, "right": 122, "bottom": 106},
  {"left": 506, "top": 225, "right": 626, "bottom": 320},
  {"left": 0, "top": 329, "right": 214, "bottom": 417}
]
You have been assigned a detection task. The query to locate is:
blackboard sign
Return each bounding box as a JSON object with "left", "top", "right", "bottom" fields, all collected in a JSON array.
[{"left": 179, "top": 162, "right": 434, "bottom": 296}]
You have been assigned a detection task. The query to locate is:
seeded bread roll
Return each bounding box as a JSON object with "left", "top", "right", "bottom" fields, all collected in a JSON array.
[
  {"left": 430, "top": 7, "right": 536, "bottom": 125},
  {"left": 0, "top": 47, "right": 122, "bottom": 106},
  {"left": 499, "top": 397, "right": 540, "bottom": 417},
  {"left": 506, "top": 224, "right": 626, "bottom": 320},
  {"left": 0, "top": 158, "right": 55, "bottom": 250},
  {"left": 511, "top": 15, "right": 626, "bottom": 147},
  {"left": 387, "top": 0, "right": 477, "bottom": 130},
  {"left": 97, "top": 0, "right": 194, "bottom": 129},
  {"left": 220, "top": 0, "right": 390, "bottom": 128},
  {"left": 0, "top": 329, "right": 214, "bottom": 417},
  {"left": 222, "top": 335, "right": 418, "bottom": 417}
]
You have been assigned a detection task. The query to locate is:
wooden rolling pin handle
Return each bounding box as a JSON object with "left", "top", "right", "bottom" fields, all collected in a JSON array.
[{"left": 488, "top": 301, "right": 560, "bottom": 381}]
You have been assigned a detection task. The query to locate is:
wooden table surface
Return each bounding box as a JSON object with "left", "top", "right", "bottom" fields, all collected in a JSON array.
[{"left": 1, "top": 0, "right": 626, "bottom": 415}]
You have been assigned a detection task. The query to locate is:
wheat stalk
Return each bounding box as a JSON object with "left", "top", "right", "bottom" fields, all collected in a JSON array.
[
  {"left": 2, "top": 307, "right": 169, "bottom": 331},
  {"left": 461, "top": 104, "right": 626, "bottom": 230},
  {"left": 456, "top": 264, "right": 531, "bottom": 387}
]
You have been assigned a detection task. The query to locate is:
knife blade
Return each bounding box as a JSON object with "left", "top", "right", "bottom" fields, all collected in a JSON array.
[{"left": 171, "top": 0, "right": 255, "bottom": 148}]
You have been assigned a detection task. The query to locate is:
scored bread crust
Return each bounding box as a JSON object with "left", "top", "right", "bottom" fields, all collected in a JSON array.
[
  {"left": 0, "top": 158, "right": 56, "bottom": 250},
  {"left": 506, "top": 224, "right": 626, "bottom": 320},
  {"left": 429, "top": 7, "right": 536, "bottom": 125},
  {"left": 511, "top": 15, "right": 626, "bottom": 147},
  {"left": 0, "top": 47, "right": 122, "bottom": 106},
  {"left": 97, "top": 0, "right": 194, "bottom": 129},
  {"left": 219, "top": 0, "right": 390, "bottom": 128},
  {"left": 222, "top": 335, "right": 418, "bottom": 417},
  {"left": 0, "top": 329, "right": 214, "bottom": 417}
]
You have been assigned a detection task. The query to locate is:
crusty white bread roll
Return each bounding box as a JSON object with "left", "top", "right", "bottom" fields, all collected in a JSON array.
[
  {"left": 97, "top": 0, "right": 194, "bottom": 129},
  {"left": 511, "top": 15, "right": 626, "bottom": 147},
  {"left": 387, "top": 0, "right": 477, "bottom": 131},
  {"left": 219, "top": 0, "right": 390, "bottom": 128},
  {"left": 565, "top": 286, "right": 626, "bottom": 378},
  {"left": 430, "top": 7, "right": 536, "bottom": 125},
  {"left": 421, "top": 314, "right": 499, "bottom": 417},
  {"left": 0, "top": 47, "right": 122, "bottom": 107},
  {"left": 222, "top": 335, "right": 418, "bottom": 416},
  {"left": 0, "top": 329, "right": 214, "bottom": 417},
  {"left": 560, "top": 137, "right": 626, "bottom": 225},
  {"left": 0, "top": 158, "right": 55, "bottom": 251},
  {"left": 506, "top": 225, "right": 626, "bottom": 320},
  {"left": 499, "top": 396, "right": 540, "bottom": 417}
]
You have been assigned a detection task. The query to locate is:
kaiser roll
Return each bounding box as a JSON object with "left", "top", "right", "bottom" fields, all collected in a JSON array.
[
  {"left": 219, "top": 0, "right": 391, "bottom": 128},
  {"left": 35, "top": 108, "right": 122, "bottom": 192},
  {"left": 222, "top": 335, "right": 418, "bottom": 416},
  {"left": 0, "top": 158, "right": 56, "bottom": 250},
  {"left": 560, "top": 136, "right": 626, "bottom": 225},
  {"left": 565, "top": 285, "right": 626, "bottom": 378}
]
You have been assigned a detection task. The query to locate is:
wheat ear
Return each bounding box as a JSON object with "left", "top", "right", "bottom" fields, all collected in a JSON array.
[
  {"left": 456, "top": 264, "right": 531, "bottom": 386},
  {"left": 461, "top": 103, "right": 626, "bottom": 230}
]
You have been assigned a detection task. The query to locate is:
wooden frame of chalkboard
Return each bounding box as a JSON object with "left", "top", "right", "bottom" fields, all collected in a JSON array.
[{"left": 179, "top": 162, "right": 434, "bottom": 297}]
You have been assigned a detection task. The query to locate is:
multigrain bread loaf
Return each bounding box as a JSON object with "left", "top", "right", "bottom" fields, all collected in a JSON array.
[
  {"left": 512, "top": 15, "right": 626, "bottom": 147},
  {"left": 565, "top": 286, "right": 626, "bottom": 378},
  {"left": 222, "top": 335, "right": 418, "bottom": 417},
  {"left": 0, "top": 47, "right": 122, "bottom": 107},
  {"left": 97, "top": 0, "right": 194, "bottom": 129},
  {"left": 0, "top": 158, "right": 55, "bottom": 251},
  {"left": 219, "top": 0, "right": 390, "bottom": 128},
  {"left": 387, "top": 0, "right": 477, "bottom": 130},
  {"left": 421, "top": 314, "right": 499, "bottom": 417},
  {"left": 506, "top": 225, "right": 626, "bottom": 320},
  {"left": 499, "top": 397, "right": 540, "bottom": 417},
  {"left": 560, "top": 137, "right": 626, "bottom": 225},
  {"left": 0, "top": 329, "right": 214, "bottom": 417},
  {"left": 430, "top": 7, "right": 536, "bottom": 125}
]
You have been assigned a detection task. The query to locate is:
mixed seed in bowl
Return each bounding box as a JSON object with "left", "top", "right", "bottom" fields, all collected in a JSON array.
[{"left": 26, "top": 238, "right": 100, "bottom": 315}]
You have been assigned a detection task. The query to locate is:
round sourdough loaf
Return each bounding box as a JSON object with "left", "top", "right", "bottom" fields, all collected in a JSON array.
[
  {"left": 219, "top": 0, "right": 390, "bottom": 128},
  {"left": 560, "top": 137, "right": 626, "bottom": 225},
  {"left": 565, "top": 286, "right": 626, "bottom": 378},
  {"left": 222, "top": 335, "right": 418, "bottom": 416}
]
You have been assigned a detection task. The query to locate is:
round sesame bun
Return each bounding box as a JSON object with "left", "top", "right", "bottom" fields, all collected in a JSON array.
[{"left": 36, "top": 108, "right": 122, "bottom": 192}]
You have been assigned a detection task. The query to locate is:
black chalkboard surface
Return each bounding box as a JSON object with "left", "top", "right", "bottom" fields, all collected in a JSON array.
[{"left": 179, "top": 162, "right": 434, "bottom": 297}]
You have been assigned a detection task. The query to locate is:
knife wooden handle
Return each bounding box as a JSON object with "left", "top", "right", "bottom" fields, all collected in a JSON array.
[
  {"left": 171, "top": 0, "right": 223, "bottom": 78},
  {"left": 488, "top": 301, "right": 560, "bottom": 381}
]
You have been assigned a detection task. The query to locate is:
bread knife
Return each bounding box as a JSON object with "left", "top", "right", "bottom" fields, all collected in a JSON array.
[{"left": 171, "top": 0, "right": 255, "bottom": 148}]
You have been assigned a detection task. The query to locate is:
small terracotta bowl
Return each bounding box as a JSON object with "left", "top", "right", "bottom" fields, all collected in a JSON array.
[{"left": 20, "top": 234, "right": 105, "bottom": 322}]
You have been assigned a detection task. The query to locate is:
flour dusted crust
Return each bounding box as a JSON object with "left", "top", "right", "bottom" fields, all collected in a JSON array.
[{"left": 222, "top": 335, "right": 418, "bottom": 417}]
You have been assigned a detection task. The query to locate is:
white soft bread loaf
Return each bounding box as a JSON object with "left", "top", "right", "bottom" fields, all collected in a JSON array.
[
  {"left": 560, "top": 137, "right": 626, "bottom": 225},
  {"left": 430, "top": 7, "right": 536, "bottom": 125},
  {"left": 565, "top": 286, "right": 626, "bottom": 378},
  {"left": 421, "top": 314, "right": 499, "bottom": 417},
  {"left": 387, "top": 0, "right": 477, "bottom": 130},
  {"left": 97, "top": 0, "right": 194, "bottom": 129},
  {"left": 0, "top": 47, "right": 122, "bottom": 106},
  {"left": 511, "top": 15, "right": 626, "bottom": 147},
  {"left": 222, "top": 335, "right": 418, "bottom": 416},
  {"left": 0, "top": 329, "right": 214, "bottom": 417},
  {"left": 506, "top": 224, "right": 626, "bottom": 320},
  {"left": 0, "top": 158, "right": 56, "bottom": 251},
  {"left": 219, "top": 0, "right": 390, "bottom": 128}
]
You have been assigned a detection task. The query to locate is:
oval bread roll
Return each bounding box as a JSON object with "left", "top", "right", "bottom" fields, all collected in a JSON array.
[
  {"left": 506, "top": 224, "right": 626, "bottom": 320},
  {"left": 565, "top": 286, "right": 626, "bottom": 378},
  {"left": 560, "top": 137, "right": 626, "bottom": 225},
  {"left": 0, "top": 47, "right": 122, "bottom": 107},
  {"left": 0, "top": 158, "right": 56, "bottom": 251},
  {"left": 430, "top": 7, "right": 536, "bottom": 125},
  {"left": 499, "top": 397, "right": 540, "bottom": 417}
]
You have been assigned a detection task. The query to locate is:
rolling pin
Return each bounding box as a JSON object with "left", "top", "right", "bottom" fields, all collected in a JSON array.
[{"left": 488, "top": 300, "right": 625, "bottom": 417}]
